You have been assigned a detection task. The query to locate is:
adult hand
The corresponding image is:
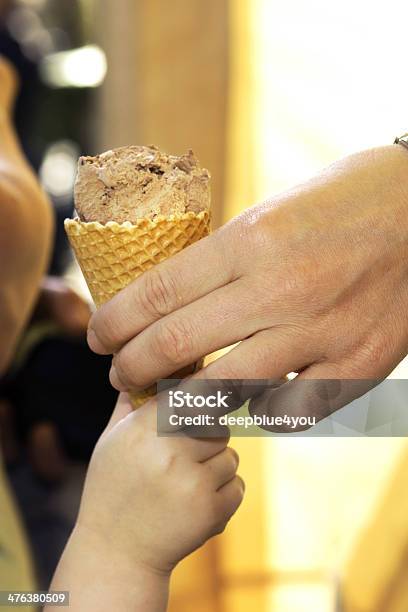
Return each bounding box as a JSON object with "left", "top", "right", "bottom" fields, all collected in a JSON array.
[{"left": 88, "top": 146, "right": 408, "bottom": 425}]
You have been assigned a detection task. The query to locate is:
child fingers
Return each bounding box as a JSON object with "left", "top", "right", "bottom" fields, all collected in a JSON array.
[
  {"left": 162, "top": 430, "right": 230, "bottom": 463},
  {"left": 215, "top": 475, "right": 245, "bottom": 525},
  {"left": 203, "top": 447, "right": 240, "bottom": 490}
]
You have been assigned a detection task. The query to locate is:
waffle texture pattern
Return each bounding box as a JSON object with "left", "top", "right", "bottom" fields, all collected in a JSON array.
[{"left": 65, "top": 210, "right": 211, "bottom": 407}]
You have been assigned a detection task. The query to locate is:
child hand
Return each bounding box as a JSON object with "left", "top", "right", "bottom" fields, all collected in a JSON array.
[
  {"left": 77, "top": 393, "right": 244, "bottom": 575},
  {"left": 48, "top": 394, "right": 243, "bottom": 610}
]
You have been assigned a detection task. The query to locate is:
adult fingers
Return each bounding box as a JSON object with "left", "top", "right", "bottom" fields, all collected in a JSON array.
[
  {"left": 109, "top": 279, "right": 265, "bottom": 391},
  {"left": 165, "top": 377, "right": 275, "bottom": 425},
  {"left": 248, "top": 360, "right": 381, "bottom": 432},
  {"left": 88, "top": 230, "right": 236, "bottom": 355},
  {"left": 151, "top": 328, "right": 324, "bottom": 443},
  {"left": 198, "top": 326, "right": 322, "bottom": 382},
  {"left": 152, "top": 327, "right": 321, "bottom": 427}
]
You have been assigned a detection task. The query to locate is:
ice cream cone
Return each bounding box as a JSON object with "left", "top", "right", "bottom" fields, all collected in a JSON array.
[{"left": 65, "top": 210, "right": 211, "bottom": 408}]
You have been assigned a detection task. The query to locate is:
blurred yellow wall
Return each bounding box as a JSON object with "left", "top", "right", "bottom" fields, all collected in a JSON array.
[{"left": 232, "top": 1, "right": 408, "bottom": 609}]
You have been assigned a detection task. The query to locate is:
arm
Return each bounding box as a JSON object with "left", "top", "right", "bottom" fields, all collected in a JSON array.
[
  {"left": 46, "top": 394, "right": 243, "bottom": 611},
  {"left": 0, "top": 57, "right": 53, "bottom": 373},
  {"left": 49, "top": 524, "right": 169, "bottom": 611}
]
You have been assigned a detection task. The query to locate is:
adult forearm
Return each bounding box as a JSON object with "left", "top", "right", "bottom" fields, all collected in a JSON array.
[{"left": 47, "top": 525, "right": 170, "bottom": 612}]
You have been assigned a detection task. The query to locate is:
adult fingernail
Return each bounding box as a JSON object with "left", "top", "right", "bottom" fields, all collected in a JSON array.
[
  {"left": 87, "top": 327, "right": 109, "bottom": 354},
  {"left": 109, "top": 365, "right": 130, "bottom": 392}
]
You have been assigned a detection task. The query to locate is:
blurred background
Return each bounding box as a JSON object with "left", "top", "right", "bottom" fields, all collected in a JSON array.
[{"left": 1, "top": 0, "right": 408, "bottom": 611}]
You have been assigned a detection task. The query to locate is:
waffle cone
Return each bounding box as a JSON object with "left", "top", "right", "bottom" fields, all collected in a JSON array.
[{"left": 65, "top": 210, "right": 211, "bottom": 408}]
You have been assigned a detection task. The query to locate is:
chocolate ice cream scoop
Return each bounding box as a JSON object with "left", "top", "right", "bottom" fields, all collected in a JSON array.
[{"left": 74, "top": 145, "right": 210, "bottom": 224}]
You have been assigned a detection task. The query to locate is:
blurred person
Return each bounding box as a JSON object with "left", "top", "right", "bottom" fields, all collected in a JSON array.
[
  {"left": 0, "top": 55, "right": 52, "bottom": 372},
  {"left": 0, "top": 52, "right": 52, "bottom": 590},
  {"left": 88, "top": 142, "right": 408, "bottom": 423}
]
